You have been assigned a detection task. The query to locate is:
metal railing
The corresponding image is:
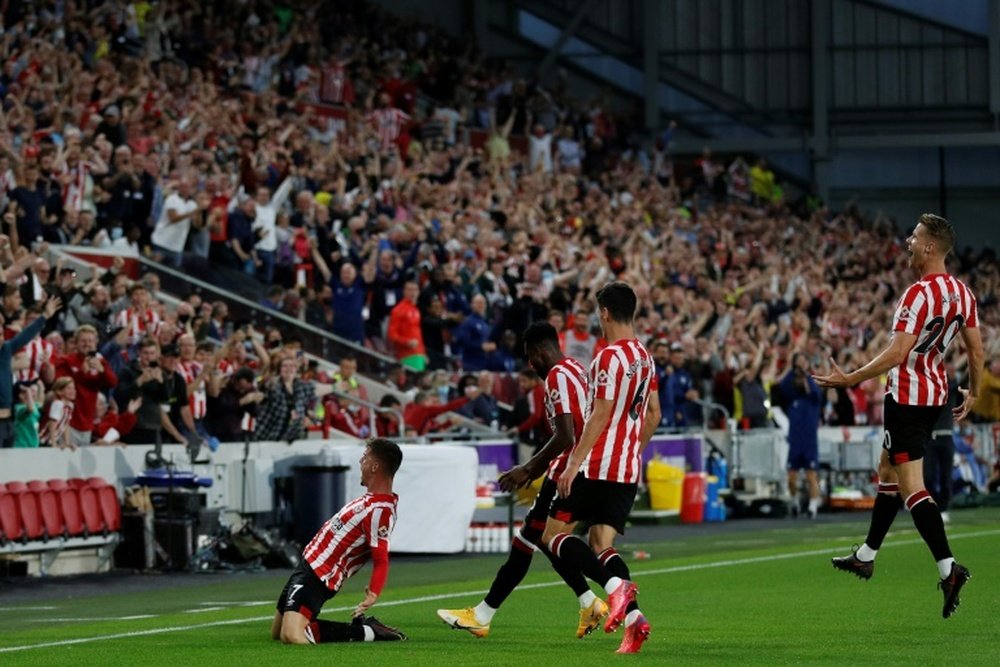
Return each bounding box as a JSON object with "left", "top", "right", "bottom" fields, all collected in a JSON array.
[
  {"left": 132, "top": 254, "right": 397, "bottom": 373},
  {"left": 322, "top": 388, "right": 405, "bottom": 438}
]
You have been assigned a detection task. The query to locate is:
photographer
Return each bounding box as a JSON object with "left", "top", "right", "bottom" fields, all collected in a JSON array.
[
  {"left": 54, "top": 324, "right": 118, "bottom": 447},
  {"left": 206, "top": 366, "right": 264, "bottom": 442},
  {"left": 116, "top": 338, "right": 170, "bottom": 446},
  {"left": 773, "top": 352, "right": 823, "bottom": 518}
]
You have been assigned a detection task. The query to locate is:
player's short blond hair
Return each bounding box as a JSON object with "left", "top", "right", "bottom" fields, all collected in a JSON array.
[{"left": 919, "top": 213, "right": 956, "bottom": 255}]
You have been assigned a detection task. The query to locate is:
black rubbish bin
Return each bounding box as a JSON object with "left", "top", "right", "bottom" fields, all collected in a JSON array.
[{"left": 292, "top": 465, "right": 350, "bottom": 546}]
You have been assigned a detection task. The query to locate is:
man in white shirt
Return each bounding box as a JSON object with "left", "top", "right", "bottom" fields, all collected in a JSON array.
[
  {"left": 528, "top": 124, "right": 553, "bottom": 174},
  {"left": 252, "top": 177, "right": 294, "bottom": 283},
  {"left": 151, "top": 178, "right": 200, "bottom": 267}
]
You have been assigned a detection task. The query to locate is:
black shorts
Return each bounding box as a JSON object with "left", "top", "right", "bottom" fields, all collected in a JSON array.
[
  {"left": 882, "top": 394, "right": 943, "bottom": 466},
  {"left": 519, "top": 477, "right": 559, "bottom": 546},
  {"left": 275, "top": 559, "right": 335, "bottom": 620},
  {"left": 549, "top": 474, "right": 637, "bottom": 535}
]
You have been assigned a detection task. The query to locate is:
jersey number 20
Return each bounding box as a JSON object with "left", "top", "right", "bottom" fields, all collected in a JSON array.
[{"left": 914, "top": 315, "right": 964, "bottom": 355}]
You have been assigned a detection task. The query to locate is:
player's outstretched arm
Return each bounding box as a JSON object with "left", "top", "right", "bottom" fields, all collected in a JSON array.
[
  {"left": 813, "top": 332, "right": 916, "bottom": 388},
  {"left": 499, "top": 414, "right": 575, "bottom": 491}
]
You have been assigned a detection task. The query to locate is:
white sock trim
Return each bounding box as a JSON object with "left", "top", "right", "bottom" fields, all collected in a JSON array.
[
  {"left": 578, "top": 590, "right": 597, "bottom": 608},
  {"left": 603, "top": 576, "right": 624, "bottom": 596},
  {"left": 363, "top": 625, "right": 375, "bottom": 642},
  {"left": 625, "top": 609, "right": 642, "bottom": 626},
  {"left": 937, "top": 557, "right": 956, "bottom": 580},
  {"left": 473, "top": 601, "right": 496, "bottom": 624},
  {"left": 856, "top": 544, "right": 877, "bottom": 562}
]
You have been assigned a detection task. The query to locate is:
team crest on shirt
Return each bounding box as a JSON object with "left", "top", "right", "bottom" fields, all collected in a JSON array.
[
  {"left": 377, "top": 525, "right": 390, "bottom": 538},
  {"left": 897, "top": 305, "right": 912, "bottom": 323},
  {"left": 548, "top": 387, "right": 562, "bottom": 404},
  {"left": 595, "top": 369, "right": 613, "bottom": 387},
  {"left": 332, "top": 518, "right": 344, "bottom": 531}
]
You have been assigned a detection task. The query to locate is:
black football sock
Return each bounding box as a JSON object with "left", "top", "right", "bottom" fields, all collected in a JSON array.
[
  {"left": 906, "top": 490, "right": 953, "bottom": 562},
  {"left": 541, "top": 542, "right": 591, "bottom": 597},
  {"left": 483, "top": 535, "right": 535, "bottom": 609},
  {"left": 310, "top": 619, "right": 364, "bottom": 643},
  {"left": 599, "top": 548, "right": 639, "bottom": 613},
  {"left": 548, "top": 533, "right": 612, "bottom": 587},
  {"left": 864, "top": 483, "right": 901, "bottom": 550}
]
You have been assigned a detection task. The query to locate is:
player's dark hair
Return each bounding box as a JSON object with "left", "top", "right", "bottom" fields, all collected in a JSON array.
[
  {"left": 596, "top": 281, "right": 637, "bottom": 324},
  {"left": 919, "top": 213, "right": 956, "bottom": 255},
  {"left": 522, "top": 321, "right": 559, "bottom": 352},
  {"left": 367, "top": 437, "right": 403, "bottom": 476}
]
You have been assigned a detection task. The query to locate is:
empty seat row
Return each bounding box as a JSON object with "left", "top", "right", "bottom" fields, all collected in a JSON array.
[
  {"left": 1, "top": 477, "right": 109, "bottom": 493},
  {"left": 0, "top": 478, "right": 121, "bottom": 545}
]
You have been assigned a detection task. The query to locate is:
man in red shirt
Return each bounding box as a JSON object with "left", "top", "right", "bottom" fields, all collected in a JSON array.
[
  {"left": 272, "top": 438, "right": 406, "bottom": 644},
  {"left": 402, "top": 389, "right": 472, "bottom": 435},
  {"left": 387, "top": 281, "right": 426, "bottom": 372},
  {"left": 55, "top": 324, "right": 118, "bottom": 448},
  {"left": 508, "top": 369, "right": 549, "bottom": 446},
  {"left": 817, "top": 214, "right": 983, "bottom": 619}
]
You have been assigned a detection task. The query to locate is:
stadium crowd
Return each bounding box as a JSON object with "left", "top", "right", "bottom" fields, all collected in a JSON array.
[{"left": 0, "top": 0, "right": 998, "bottom": 454}]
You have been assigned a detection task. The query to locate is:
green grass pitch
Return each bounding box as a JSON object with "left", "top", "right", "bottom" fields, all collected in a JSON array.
[{"left": 1, "top": 509, "right": 998, "bottom": 666}]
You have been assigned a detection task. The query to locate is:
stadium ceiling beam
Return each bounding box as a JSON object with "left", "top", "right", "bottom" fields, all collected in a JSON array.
[
  {"left": 536, "top": 0, "right": 599, "bottom": 79},
  {"left": 811, "top": 0, "right": 831, "bottom": 200},
  {"left": 990, "top": 0, "right": 1000, "bottom": 118},
  {"left": 643, "top": 0, "right": 660, "bottom": 132},
  {"left": 671, "top": 131, "right": 1000, "bottom": 154}
]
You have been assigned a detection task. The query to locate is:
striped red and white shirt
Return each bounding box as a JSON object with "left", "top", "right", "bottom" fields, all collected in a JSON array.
[
  {"left": 60, "top": 160, "right": 92, "bottom": 213},
  {"left": 304, "top": 492, "right": 397, "bottom": 592},
  {"left": 44, "top": 399, "right": 74, "bottom": 446},
  {"left": 178, "top": 360, "right": 206, "bottom": 420},
  {"left": 366, "top": 108, "right": 410, "bottom": 153},
  {"left": 115, "top": 307, "right": 161, "bottom": 345},
  {"left": 889, "top": 273, "right": 978, "bottom": 406},
  {"left": 584, "top": 339, "right": 658, "bottom": 483},
  {"left": 544, "top": 357, "right": 589, "bottom": 481},
  {"left": 14, "top": 337, "right": 53, "bottom": 383}
]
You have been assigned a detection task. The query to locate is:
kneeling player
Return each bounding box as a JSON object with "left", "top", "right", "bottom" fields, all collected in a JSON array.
[{"left": 271, "top": 437, "right": 406, "bottom": 644}]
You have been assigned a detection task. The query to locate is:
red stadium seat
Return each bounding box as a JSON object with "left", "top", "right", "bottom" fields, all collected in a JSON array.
[
  {"left": 26, "top": 480, "right": 47, "bottom": 492},
  {"left": 0, "top": 492, "right": 22, "bottom": 542},
  {"left": 97, "top": 486, "right": 121, "bottom": 532},
  {"left": 5, "top": 481, "right": 27, "bottom": 494},
  {"left": 78, "top": 486, "right": 105, "bottom": 535},
  {"left": 15, "top": 491, "right": 44, "bottom": 541},
  {"left": 86, "top": 477, "right": 109, "bottom": 488},
  {"left": 47, "top": 479, "right": 68, "bottom": 491},
  {"left": 59, "top": 489, "right": 85, "bottom": 537},
  {"left": 37, "top": 489, "right": 64, "bottom": 539},
  {"left": 67, "top": 478, "right": 87, "bottom": 490}
]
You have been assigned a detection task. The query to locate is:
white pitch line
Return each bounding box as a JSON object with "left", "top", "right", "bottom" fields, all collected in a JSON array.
[
  {"left": 30, "top": 615, "right": 156, "bottom": 623},
  {"left": 1, "top": 527, "right": 997, "bottom": 654},
  {"left": 185, "top": 608, "right": 224, "bottom": 614},
  {"left": 0, "top": 607, "right": 58, "bottom": 612}
]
